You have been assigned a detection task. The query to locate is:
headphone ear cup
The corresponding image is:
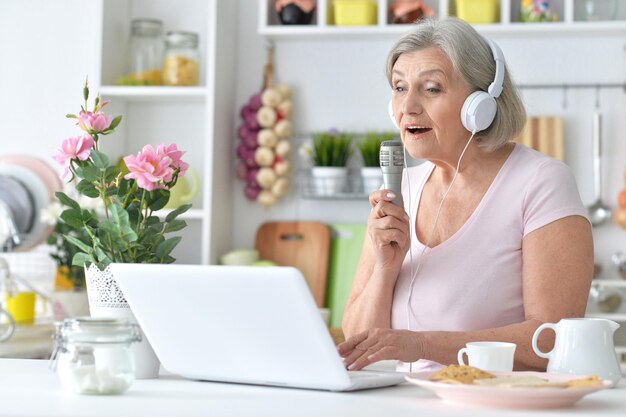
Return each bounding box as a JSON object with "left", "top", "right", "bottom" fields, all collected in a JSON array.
[
  {"left": 460, "top": 91, "right": 497, "bottom": 133},
  {"left": 388, "top": 100, "right": 399, "bottom": 130}
]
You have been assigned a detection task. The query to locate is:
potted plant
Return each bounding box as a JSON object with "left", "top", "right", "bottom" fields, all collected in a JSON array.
[
  {"left": 308, "top": 130, "right": 353, "bottom": 196},
  {"left": 356, "top": 131, "right": 397, "bottom": 193},
  {"left": 52, "top": 80, "right": 191, "bottom": 378}
]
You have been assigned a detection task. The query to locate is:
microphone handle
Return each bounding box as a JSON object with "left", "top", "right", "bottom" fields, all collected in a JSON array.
[{"left": 382, "top": 172, "right": 402, "bottom": 206}]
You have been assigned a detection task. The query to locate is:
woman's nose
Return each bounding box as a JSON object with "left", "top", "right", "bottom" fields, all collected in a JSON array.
[{"left": 401, "top": 90, "right": 423, "bottom": 116}]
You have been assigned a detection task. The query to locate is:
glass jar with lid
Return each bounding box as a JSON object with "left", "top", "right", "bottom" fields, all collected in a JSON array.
[
  {"left": 162, "top": 31, "right": 199, "bottom": 86},
  {"left": 50, "top": 317, "right": 142, "bottom": 395},
  {"left": 128, "top": 18, "right": 163, "bottom": 85}
]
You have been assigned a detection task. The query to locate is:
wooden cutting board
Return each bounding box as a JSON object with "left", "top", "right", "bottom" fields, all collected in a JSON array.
[
  {"left": 514, "top": 117, "right": 564, "bottom": 160},
  {"left": 255, "top": 222, "right": 330, "bottom": 307}
]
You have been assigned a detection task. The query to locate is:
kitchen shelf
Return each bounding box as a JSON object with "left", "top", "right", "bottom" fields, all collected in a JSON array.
[
  {"left": 592, "top": 280, "right": 626, "bottom": 288},
  {"left": 96, "top": 0, "right": 237, "bottom": 264},
  {"left": 586, "top": 313, "right": 626, "bottom": 322},
  {"left": 99, "top": 86, "right": 208, "bottom": 103},
  {"left": 259, "top": 0, "right": 626, "bottom": 38},
  {"left": 155, "top": 208, "right": 206, "bottom": 221}
]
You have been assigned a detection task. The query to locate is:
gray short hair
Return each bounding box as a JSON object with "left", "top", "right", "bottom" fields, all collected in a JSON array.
[{"left": 386, "top": 18, "right": 526, "bottom": 151}]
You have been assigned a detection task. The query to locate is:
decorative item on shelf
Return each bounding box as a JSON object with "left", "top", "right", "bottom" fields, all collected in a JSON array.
[
  {"left": 520, "top": 0, "right": 558, "bottom": 23},
  {"left": 52, "top": 79, "right": 192, "bottom": 378},
  {"left": 163, "top": 166, "right": 199, "bottom": 209},
  {"left": 219, "top": 249, "right": 277, "bottom": 266},
  {"left": 235, "top": 46, "right": 293, "bottom": 208},
  {"left": 612, "top": 252, "right": 626, "bottom": 280},
  {"left": 275, "top": 0, "right": 316, "bottom": 25},
  {"left": 614, "top": 175, "right": 626, "bottom": 229},
  {"left": 357, "top": 132, "right": 396, "bottom": 193},
  {"left": 162, "top": 31, "right": 199, "bottom": 86},
  {"left": 302, "top": 130, "right": 353, "bottom": 196},
  {"left": 455, "top": 0, "right": 499, "bottom": 24},
  {"left": 590, "top": 285, "right": 622, "bottom": 313},
  {"left": 117, "top": 19, "right": 164, "bottom": 86},
  {"left": 583, "top": 0, "right": 617, "bottom": 21},
  {"left": 389, "top": 0, "right": 435, "bottom": 24},
  {"left": 333, "top": 0, "right": 377, "bottom": 26}
]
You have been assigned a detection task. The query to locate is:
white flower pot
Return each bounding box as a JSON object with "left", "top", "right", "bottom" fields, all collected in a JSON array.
[
  {"left": 85, "top": 264, "right": 160, "bottom": 379},
  {"left": 311, "top": 167, "right": 348, "bottom": 196},
  {"left": 360, "top": 167, "right": 383, "bottom": 193}
]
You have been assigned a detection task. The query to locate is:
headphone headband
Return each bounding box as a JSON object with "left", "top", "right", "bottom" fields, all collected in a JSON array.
[{"left": 485, "top": 38, "right": 505, "bottom": 98}]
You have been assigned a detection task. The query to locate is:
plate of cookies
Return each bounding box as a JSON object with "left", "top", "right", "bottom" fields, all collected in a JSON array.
[{"left": 405, "top": 365, "right": 609, "bottom": 409}]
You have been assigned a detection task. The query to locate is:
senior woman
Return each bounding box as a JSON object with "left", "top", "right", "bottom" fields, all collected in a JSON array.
[{"left": 339, "top": 17, "right": 593, "bottom": 372}]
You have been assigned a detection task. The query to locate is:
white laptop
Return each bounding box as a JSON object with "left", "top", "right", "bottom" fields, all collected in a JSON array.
[{"left": 110, "top": 263, "right": 406, "bottom": 391}]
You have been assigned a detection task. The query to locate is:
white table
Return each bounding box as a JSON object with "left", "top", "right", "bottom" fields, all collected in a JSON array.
[{"left": 1, "top": 359, "right": 624, "bottom": 417}]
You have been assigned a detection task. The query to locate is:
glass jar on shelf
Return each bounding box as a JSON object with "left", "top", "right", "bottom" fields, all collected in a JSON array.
[
  {"left": 162, "top": 31, "right": 200, "bottom": 86},
  {"left": 127, "top": 18, "right": 163, "bottom": 86},
  {"left": 50, "top": 317, "right": 142, "bottom": 395}
]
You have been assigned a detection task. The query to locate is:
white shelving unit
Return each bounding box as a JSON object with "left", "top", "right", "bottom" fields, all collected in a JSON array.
[
  {"left": 92, "top": 0, "right": 237, "bottom": 265},
  {"left": 259, "top": 0, "right": 626, "bottom": 37}
]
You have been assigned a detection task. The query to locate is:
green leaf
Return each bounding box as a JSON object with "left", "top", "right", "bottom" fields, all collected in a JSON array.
[
  {"left": 147, "top": 189, "right": 169, "bottom": 211},
  {"left": 117, "top": 178, "right": 130, "bottom": 197},
  {"left": 75, "top": 165, "right": 99, "bottom": 182},
  {"left": 60, "top": 209, "right": 84, "bottom": 229},
  {"left": 164, "top": 219, "right": 186, "bottom": 233},
  {"left": 64, "top": 234, "right": 91, "bottom": 253},
  {"left": 165, "top": 203, "right": 191, "bottom": 222},
  {"left": 66, "top": 113, "right": 77, "bottom": 119},
  {"left": 109, "top": 115, "right": 122, "bottom": 130},
  {"left": 162, "top": 255, "right": 175, "bottom": 264},
  {"left": 55, "top": 192, "right": 80, "bottom": 210},
  {"left": 156, "top": 236, "right": 182, "bottom": 258},
  {"left": 104, "top": 166, "right": 120, "bottom": 182},
  {"left": 144, "top": 216, "right": 160, "bottom": 226},
  {"left": 108, "top": 203, "right": 138, "bottom": 243},
  {"left": 76, "top": 180, "right": 100, "bottom": 198},
  {"left": 90, "top": 150, "right": 110, "bottom": 170},
  {"left": 72, "top": 252, "right": 93, "bottom": 268},
  {"left": 95, "top": 247, "right": 112, "bottom": 264}
]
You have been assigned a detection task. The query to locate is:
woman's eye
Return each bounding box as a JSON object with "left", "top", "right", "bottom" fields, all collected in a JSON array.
[
  {"left": 426, "top": 86, "right": 441, "bottom": 93},
  {"left": 393, "top": 85, "right": 405, "bottom": 92}
]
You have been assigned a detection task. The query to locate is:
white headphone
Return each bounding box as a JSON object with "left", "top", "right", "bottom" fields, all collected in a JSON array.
[{"left": 389, "top": 37, "right": 505, "bottom": 134}]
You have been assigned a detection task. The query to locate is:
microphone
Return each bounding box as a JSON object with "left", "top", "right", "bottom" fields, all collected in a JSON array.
[{"left": 379, "top": 140, "right": 404, "bottom": 206}]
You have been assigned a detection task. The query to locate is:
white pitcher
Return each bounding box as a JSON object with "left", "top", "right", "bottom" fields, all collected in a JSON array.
[{"left": 532, "top": 318, "right": 621, "bottom": 386}]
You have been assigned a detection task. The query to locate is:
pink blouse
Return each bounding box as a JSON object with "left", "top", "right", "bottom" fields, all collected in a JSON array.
[{"left": 391, "top": 144, "right": 589, "bottom": 371}]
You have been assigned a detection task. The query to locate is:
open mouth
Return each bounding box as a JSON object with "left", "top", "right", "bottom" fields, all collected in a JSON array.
[{"left": 406, "top": 126, "right": 432, "bottom": 134}]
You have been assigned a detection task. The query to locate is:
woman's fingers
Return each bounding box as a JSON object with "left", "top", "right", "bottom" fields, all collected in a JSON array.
[
  {"left": 337, "top": 330, "right": 368, "bottom": 356},
  {"left": 369, "top": 190, "right": 397, "bottom": 209}
]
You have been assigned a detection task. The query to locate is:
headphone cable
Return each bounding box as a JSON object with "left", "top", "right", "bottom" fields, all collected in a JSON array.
[{"left": 404, "top": 131, "right": 476, "bottom": 372}]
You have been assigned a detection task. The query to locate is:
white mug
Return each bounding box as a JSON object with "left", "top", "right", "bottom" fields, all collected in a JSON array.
[{"left": 457, "top": 341, "right": 516, "bottom": 372}]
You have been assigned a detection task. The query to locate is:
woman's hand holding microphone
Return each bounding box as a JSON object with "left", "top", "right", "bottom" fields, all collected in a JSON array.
[{"left": 367, "top": 189, "right": 411, "bottom": 272}]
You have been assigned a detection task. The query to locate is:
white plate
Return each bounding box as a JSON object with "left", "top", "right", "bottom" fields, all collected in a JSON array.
[{"left": 405, "top": 370, "right": 609, "bottom": 409}]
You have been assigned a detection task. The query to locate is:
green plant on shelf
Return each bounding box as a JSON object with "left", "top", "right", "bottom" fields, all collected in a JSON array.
[
  {"left": 357, "top": 131, "right": 397, "bottom": 167},
  {"left": 311, "top": 131, "right": 354, "bottom": 167}
]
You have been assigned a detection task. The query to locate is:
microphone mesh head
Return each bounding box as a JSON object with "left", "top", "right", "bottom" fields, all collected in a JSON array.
[{"left": 380, "top": 140, "right": 404, "bottom": 170}]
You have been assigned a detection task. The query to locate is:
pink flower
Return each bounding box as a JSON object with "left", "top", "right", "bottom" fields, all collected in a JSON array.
[
  {"left": 53, "top": 135, "right": 95, "bottom": 178},
  {"left": 156, "top": 143, "right": 189, "bottom": 176},
  {"left": 78, "top": 111, "right": 113, "bottom": 133},
  {"left": 123, "top": 145, "right": 174, "bottom": 191}
]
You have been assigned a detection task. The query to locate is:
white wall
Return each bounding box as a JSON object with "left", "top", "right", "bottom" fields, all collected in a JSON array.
[
  {"left": 232, "top": 0, "right": 626, "bottom": 280},
  {"left": 0, "top": 0, "right": 101, "bottom": 160}
]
